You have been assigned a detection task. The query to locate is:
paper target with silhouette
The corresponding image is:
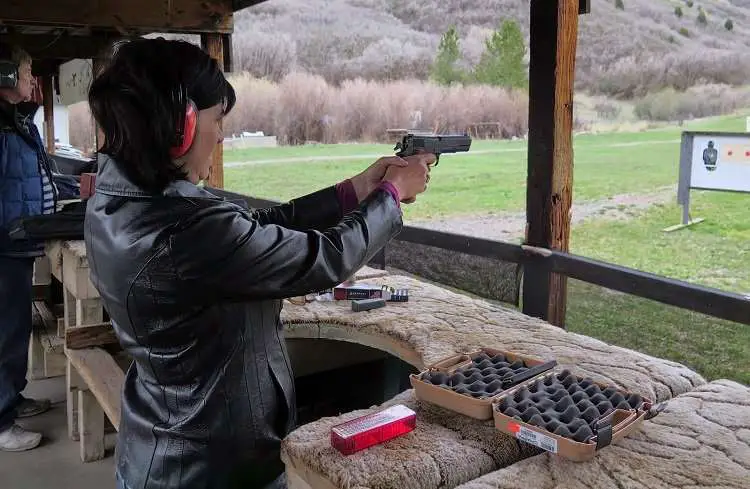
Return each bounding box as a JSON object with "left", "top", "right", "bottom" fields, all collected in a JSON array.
[
  {"left": 689, "top": 134, "right": 750, "bottom": 192},
  {"left": 667, "top": 131, "right": 750, "bottom": 231}
]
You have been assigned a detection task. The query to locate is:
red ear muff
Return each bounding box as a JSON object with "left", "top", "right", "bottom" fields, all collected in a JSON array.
[{"left": 170, "top": 99, "right": 198, "bottom": 159}]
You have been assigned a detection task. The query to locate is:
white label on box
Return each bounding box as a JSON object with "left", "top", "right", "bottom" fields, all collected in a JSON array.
[
  {"left": 510, "top": 423, "right": 558, "bottom": 453},
  {"left": 332, "top": 405, "right": 415, "bottom": 439}
]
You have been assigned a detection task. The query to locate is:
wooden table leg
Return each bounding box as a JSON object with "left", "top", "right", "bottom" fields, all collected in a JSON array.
[
  {"left": 67, "top": 361, "right": 83, "bottom": 441},
  {"left": 78, "top": 389, "right": 105, "bottom": 462}
]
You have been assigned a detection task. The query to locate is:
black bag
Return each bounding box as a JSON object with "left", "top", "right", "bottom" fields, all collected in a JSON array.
[
  {"left": 52, "top": 173, "right": 81, "bottom": 200},
  {"left": 7, "top": 200, "right": 87, "bottom": 242}
]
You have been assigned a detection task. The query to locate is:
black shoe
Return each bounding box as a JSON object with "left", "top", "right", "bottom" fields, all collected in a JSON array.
[{"left": 16, "top": 398, "right": 52, "bottom": 418}]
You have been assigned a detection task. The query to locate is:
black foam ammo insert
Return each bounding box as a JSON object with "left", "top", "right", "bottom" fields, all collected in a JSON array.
[
  {"left": 495, "top": 369, "right": 644, "bottom": 443},
  {"left": 418, "top": 352, "right": 534, "bottom": 399}
]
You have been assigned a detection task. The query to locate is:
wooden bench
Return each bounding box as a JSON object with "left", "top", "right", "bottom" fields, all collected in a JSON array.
[
  {"left": 44, "top": 240, "right": 111, "bottom": 461},
  {"left": 65, "top": 346, "right": 128, "bottom": 462},
  {"left": 28, "top": 300, "right": 65, "bottom": 380}
]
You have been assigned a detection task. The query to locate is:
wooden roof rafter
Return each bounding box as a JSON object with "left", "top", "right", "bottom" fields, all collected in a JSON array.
[
  {"left": 1, "top": 0, "right": 235, "bottom": 34},
  {"left": 0, "top": 30, "right": 123, "bottom": 61}
]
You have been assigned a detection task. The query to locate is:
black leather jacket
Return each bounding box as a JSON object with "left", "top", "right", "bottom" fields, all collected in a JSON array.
[{"left": 85, "top": 155, "right": 402, "bottom": 488}]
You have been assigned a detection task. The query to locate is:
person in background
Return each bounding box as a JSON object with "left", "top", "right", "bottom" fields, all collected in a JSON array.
[
  {"left": 0, "top": 42, "right": 55, "bottom": 452},
  {"left": 85, "top": 38, "right": 433, "bottom": 489}
]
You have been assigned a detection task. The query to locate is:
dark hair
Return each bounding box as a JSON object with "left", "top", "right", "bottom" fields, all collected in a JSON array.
[{"left": 88, "top": 38, "right": 235, "bottom": 193}]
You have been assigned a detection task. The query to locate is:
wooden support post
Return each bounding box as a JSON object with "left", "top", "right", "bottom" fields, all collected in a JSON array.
[
  {"left": 201, "top": 34, "right": 225, "bottom": 189},
  {"left": 523, "top": 0, "right": 579, "bottom": 328},
  {"left": 92, "top": 58, "right": 106, "bottom": 150},
  {"left": 42, "top": 76, "right": 55, "bottom": 153}
]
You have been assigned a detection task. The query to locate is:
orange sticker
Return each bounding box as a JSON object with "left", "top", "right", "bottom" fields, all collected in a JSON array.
[{"left": 507, "top": 421, "right": 520, "bottom": 433}]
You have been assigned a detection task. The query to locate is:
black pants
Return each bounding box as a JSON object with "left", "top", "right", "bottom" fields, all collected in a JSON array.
[{"left": 0, "top": 256, "right": 34, "bottom": 432}]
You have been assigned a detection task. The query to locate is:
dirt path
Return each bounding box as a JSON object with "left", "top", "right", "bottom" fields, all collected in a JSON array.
[
  {"left": 224, "top": 139, "right": 679, "bottom": 167},
  {"left": 408, "top": 186, "right": 676, "bottom": 241}
]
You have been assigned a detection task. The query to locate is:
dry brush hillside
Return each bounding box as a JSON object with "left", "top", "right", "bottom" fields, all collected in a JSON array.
[{"left": 231, "top": 0, "right": 750, "bottom": 95}]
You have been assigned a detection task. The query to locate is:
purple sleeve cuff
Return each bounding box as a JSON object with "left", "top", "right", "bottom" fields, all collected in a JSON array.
[
  {"left": 335, "top": 179, "right": 401, "bottom": 213},
  {"left": 335, "top": 179, "right": 359, "bottom": 214},
  {"left": 377, "top": 181, "right": 401, "bottom": 208}
]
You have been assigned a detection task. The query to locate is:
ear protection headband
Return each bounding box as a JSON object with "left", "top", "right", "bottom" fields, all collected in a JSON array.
[
  {"left": 168, "top": 79, "right": 198, "bottom": 159},
  {"left": 170, "top": 97, "right": 198, "bottom": 159},
  {"left": 0, "top": 59, "right": 19, "bottom": 89}
]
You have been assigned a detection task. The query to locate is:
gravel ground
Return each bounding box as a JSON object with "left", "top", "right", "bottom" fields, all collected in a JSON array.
[{"left": 408, "top": 186, "right": 676, "bottom": 240}]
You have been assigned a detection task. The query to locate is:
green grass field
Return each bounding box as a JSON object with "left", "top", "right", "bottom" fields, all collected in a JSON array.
[
  {"left": 223, "top": 113, "right": 750, "bottom": 384},
  {"left": 225, "top": 114, "right": 749, "bottom": 220}
]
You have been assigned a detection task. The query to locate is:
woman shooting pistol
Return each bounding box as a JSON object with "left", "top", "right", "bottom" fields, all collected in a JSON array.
[{"left": 85, "top": 38, "right": 434, "bottom": 489}]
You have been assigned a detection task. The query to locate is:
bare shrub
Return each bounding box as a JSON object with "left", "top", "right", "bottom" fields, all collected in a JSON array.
[
  {"left": 439, "top": 85, "right": 528, "bottom": 137},
  {"left": 232, "top": 31, "right": 297, "bottom": 82},
  {"left": 224, "top": 73, "right": 280, "bottom": 136},
  {"left": 634, "top": 84, "right": 750, "bottom": 121},
  {"left": 333, "top": 39, "right": 435, "bottom": 83},
  {"left": 589, "top": 51, "right": 750, "bottom": 98},
  {"left": 594, "top": 102, "right": 622, "bottom": 120},
  {"left": 327, "top": 78, "right": 403, "bottom": 142},
  {"left": 274, "top": 72, "right": 333, "bottom": 144},
  {"left": 225, "top": 71, "right": 529, "bottom": 144}
]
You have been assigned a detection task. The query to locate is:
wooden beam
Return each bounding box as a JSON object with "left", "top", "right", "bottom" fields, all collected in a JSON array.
[
  {"left": 65, "top": 323, "right": 118, "bottom": 350},
  {"left": 1, "top": 0, "right": 233, "bottom": 34},
  {"left": 233, "top": 0, "right": 270, "bottom": 9},
  {"left": 42, "top": 75, "right": 55, "bottom": 153},
  {"left": 222, "top": 34, "right": 234, "bottom": 73},
  {"left": 201, "top": 33, "right": 225, "bottom": 189},
  {"left": 523, "top": 0, "right": 579, "bottom": 328},
  {"left": 30, "top": 59, "right": 62, "bottom": 77},
  {"left": 543, "top": 250, "right": 750, "bottom": 327},
  {"left": 92, "top": 58, "right": 106, "bottom": 150},
  {"left": 0, "top": 33, "right": 121, "bottom": 60},
  {"left": 66, "top": 347, "right": 125, "bottom": 433}
]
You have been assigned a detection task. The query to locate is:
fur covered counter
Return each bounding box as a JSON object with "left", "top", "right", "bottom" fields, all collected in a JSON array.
[
  {"left": 280, "top": 274, "right": 711, "bottom": 489},
  {"left": 281, "top": 274, "right": 704, "bottom": 403},
  {"left": 282, "top": 389, "right": 540, "bottom": 489},
  {"left": 454, "top": 379, "right": 750, "bottom": 489}
]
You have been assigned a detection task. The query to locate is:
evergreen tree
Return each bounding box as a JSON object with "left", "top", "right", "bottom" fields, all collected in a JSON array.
[
  {"left": 473, "top": 19, "right": 527, "bottom": 89},
  {"left": 697, "top": 7, "right": 707, "bottom": 25},
  {"left": 430, "top": 26, "right": 464, "bottom": 85}
]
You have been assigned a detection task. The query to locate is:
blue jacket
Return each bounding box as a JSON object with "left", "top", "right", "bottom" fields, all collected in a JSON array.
[{"left": 0, "top": 99, "right": 57, "bottom": 256}]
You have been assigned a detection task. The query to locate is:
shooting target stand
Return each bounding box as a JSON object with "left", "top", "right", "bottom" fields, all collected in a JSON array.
[{"left": 664, "top": 130, "right": 750, "bottom": 232}]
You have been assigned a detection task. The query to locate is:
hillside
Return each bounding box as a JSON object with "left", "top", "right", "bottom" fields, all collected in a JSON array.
[{"left": 229, "top": 0, "right": 750, "bottom": 95}]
